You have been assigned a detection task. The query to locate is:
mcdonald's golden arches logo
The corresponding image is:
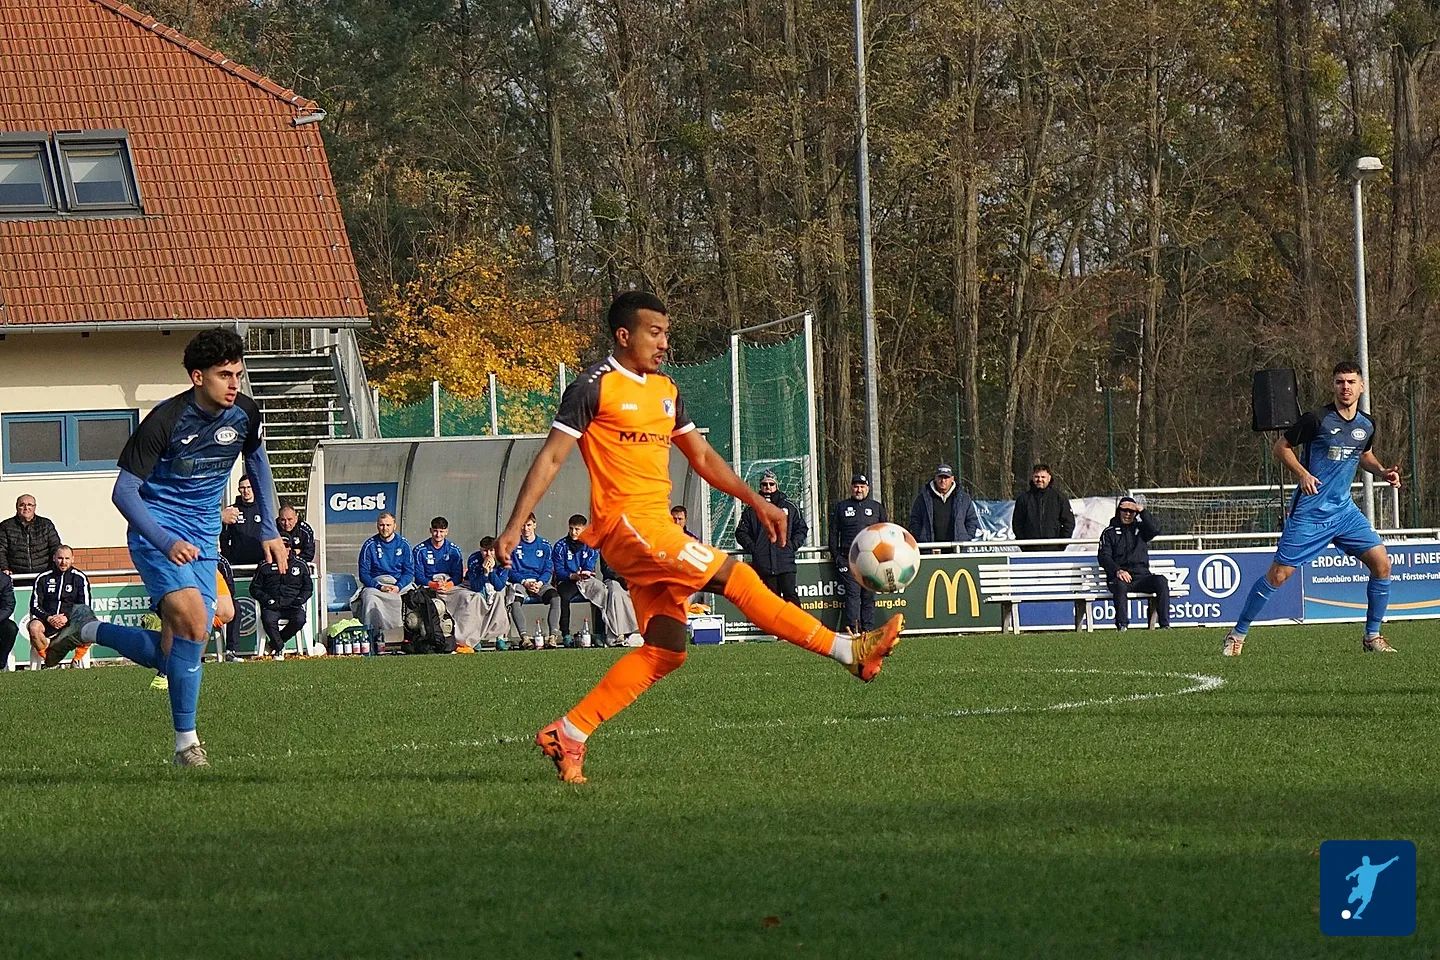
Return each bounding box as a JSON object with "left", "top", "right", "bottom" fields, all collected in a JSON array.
[{"left": 925, "top": 567, "right": 980, "bottom": 619}]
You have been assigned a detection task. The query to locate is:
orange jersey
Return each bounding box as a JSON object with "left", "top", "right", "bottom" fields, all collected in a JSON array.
[{"left": 553, "top": 357, "right": 695, "bottom": 539}]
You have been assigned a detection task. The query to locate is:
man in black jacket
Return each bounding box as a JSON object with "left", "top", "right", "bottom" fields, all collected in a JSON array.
[
  {"left": 30, "top": 546, "right": 92, "bottom": 667},
  {"left": 1097, "top": 496, "right": 1169, "bottom": 631},
  {"left": 0, "top": 571, "right": 17, "bottom": 669},
  {"left": 1012, "top": 464, "right": 1075, "bottom": 551},
  {"left": 0, "top": 494, "right": 62, "bottom": 575},
  {"left": 220, "top": 475, "right": 267, "bottom": 567},
  {"left": 908, "top": 463, "right": 980, "bottom": 548},
  {"left": 249, "top": 551, "right": 314, "bottom": 657},
  {"left": 736, "top": 470, "right": 808, "bottom": 605},
  {"left": 277, "top": 504, "right": 316, "bottom": 563},
  {"left": 829, "top": 474, "right": 887, "bottom": 633}
]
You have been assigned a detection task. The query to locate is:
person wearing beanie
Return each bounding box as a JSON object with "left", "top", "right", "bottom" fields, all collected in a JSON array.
[{"left": 1097, "top": 496, "right": 1168, "bottom": 631}]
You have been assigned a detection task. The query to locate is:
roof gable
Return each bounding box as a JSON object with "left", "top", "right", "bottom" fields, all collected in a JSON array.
[
  {"left": 0, "top": 0, "right": 366, "bottom": 328},
  {"left": 88, "top": 0, "right": 319, "bottom": 114}
]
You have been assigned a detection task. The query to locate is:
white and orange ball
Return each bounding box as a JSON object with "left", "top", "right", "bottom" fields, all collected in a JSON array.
[{"left": 847, "top": 523, "right": 922, "bottom": 593}]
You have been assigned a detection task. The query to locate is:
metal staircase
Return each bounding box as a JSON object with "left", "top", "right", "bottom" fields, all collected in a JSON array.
[{"left": 243, "top": 329, "right": 378, "bottom": 508}]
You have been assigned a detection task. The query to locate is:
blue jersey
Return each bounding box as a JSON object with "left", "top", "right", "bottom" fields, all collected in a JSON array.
[
  {"left": 465, "top": 552, "right": 508, "bottom": 593},
  {"left": 413, "top": 539, "right": 464, "bottom": 582},
  {"left": 1285, "top": 404, "right": 1375, "bottom": 521},
  {"left": 508, "top": 536, "right": 554, "bottom": 584},
  {"left": 552, "top": 536, "right": 599, "bottom": 581},
  {"left": 116, "top": 390, "right": 267, "bottom": 557},
  {"left": 359, "top": 534, "right": 414, "bottom": 589}
]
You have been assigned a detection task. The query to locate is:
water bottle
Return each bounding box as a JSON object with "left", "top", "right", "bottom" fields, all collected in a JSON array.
[
  {"left": 359, "top": 636, "right": 371, "bottom": 656},
  {"left": 534, "top": 625, "right": 545, "bottom": 650},
  {"left": 342, "top": 637, "right": 354, "bottom": 656},
  {"left": 580, "top": 623, "right": 592, "bottom": 648}
]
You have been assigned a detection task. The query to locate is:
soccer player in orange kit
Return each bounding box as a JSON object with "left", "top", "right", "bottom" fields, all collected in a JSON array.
[{"left": 497, "top": 292, "right": 904, "bottom": 783}]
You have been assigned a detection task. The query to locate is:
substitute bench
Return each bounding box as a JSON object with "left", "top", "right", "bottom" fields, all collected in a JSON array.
[{"left": 977, "top": 560, "right": 1190, "bottom": 633}]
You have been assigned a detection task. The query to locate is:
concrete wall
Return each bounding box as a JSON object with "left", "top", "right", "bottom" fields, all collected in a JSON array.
[{"left": 0, "top": 330, "right": 189, "bottom": 556}]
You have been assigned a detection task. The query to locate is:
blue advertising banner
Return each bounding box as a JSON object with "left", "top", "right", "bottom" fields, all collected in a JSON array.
[
  {"left": 1007, "top": 549, "right": 1302, "bottom": 631},
  {"left": 324, "top": 482, "right": 399, "bottom": 525},
  {"left": 1302, "top": 543, "right": 1440, "bottom": 621}
]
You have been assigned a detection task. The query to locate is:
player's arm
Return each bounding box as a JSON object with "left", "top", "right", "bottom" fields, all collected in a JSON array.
[
  {"left": 1272, "top": 437, "right": 1320, "bottom": 495},
  {"left": 673, "top": 429, "right": 787, "bottom": 546},
  {"left": 112, "top": 470, "right": 189, "bottom": 560},
  {"left": 1277, "top": 412, "right": 1321, "bottom": 494},
  {"left": 1358, "top": 450, "right": 1401, "bottom": 487},
  {"left": 497, "top": 429, "right": 578, "bottom": 564}
]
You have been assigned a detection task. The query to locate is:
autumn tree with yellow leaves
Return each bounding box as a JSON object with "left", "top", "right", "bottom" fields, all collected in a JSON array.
[{"left": 363, "top": 240, "right": 589, "bottom": 427}]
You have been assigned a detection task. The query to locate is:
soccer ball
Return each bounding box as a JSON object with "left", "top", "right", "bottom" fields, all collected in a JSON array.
[{"left": 847, "top": 523, "right": 922, "bottom": 593}]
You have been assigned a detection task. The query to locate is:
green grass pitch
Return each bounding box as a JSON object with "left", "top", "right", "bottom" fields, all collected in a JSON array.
[{"left": 1, "top": 624, "right": 1433, "bottom": 959}]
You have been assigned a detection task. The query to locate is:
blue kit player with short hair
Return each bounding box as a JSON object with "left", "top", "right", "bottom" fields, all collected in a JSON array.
[
  {"left": 1223, "top": 361, "right": 1402, "bottom": 657},
  {"left": 47, "top": 328, "right": 287, "bottom": 766}
]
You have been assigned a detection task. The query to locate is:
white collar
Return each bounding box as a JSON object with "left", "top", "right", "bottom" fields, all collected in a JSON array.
[{"left": 608, "top": 356, "right": 647, "bottom": 384}]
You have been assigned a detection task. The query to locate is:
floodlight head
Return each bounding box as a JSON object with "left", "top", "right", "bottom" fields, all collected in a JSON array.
[{"left": 1350, "top": 156, "right": 1383, "bottom": 180}]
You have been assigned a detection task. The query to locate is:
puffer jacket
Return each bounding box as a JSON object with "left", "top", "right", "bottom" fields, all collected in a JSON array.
[{"left": 0, "top": 515, "right": 61, "bottom": 575}]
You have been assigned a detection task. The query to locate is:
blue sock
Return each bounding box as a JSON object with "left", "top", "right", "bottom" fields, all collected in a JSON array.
[
  {"left": 96, "top": 623, "right": 162, "bottom": 671},
  {"left": 1365, "top": 578, "right": 1391, "bottom": 637},
  {"left": 165, "top": 637, "right": 204, "bottom": 733},
  {"left": 1234, "top": 578, "right": 1278, "bottom": 636}
]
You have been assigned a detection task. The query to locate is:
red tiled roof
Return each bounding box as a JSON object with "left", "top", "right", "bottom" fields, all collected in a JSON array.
[{"left": 0, "top": 0, "right": 366, "bottom": 327}]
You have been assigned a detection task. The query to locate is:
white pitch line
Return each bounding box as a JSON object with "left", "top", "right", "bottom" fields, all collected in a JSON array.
[{"left": 432, "top": 668, "right": 1227, "bottom": 745}]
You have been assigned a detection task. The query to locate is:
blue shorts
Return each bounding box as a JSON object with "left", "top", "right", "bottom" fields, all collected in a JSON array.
[
  {"left": 128, "top": 533, "right": 218, "bottom": 626},
  {"left": 1274, "top": 507, "right": 1383, "bottom": 568}
]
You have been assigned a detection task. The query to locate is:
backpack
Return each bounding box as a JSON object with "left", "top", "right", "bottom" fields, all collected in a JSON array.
[{"left": 402, "top": 587, "right": 455, "bottom": 654}]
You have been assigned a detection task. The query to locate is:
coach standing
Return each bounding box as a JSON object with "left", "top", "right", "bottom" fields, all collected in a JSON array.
[
  {"left": 737, "top": 470, "right": 808, "bottom": 605},
  {"left": 829, "top": 474, "right": 887, "bottom": 634}
]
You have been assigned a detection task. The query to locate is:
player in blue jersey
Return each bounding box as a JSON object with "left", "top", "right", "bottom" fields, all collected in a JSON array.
[
  {"left": 46, "top": 329, "right": 287, "bottom": 766},
  {"left": 1223, "top": 362, "right": 1401, "bottom": 656}
]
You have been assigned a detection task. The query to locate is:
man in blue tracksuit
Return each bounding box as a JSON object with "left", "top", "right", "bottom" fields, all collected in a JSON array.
[
  {"left": 552, "top": 513, "right": 604, "bottom": 643},
  {"left": 508, "top": 513, "right": 560, "bottom": 647},
  {"left": 413, "top": 516, "right": 465, "bottom": 585},
  {"left": 356, "top": 512, "right": 413, "bottom": 634}
]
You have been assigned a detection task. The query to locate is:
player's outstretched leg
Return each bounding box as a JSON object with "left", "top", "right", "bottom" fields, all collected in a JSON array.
[{"left": 719, "top": 559, "right": 903, "bottom": 680}]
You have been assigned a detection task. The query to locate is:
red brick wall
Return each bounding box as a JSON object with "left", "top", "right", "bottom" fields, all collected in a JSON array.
[{"left": 73, "top": 546, "right": 137, "bottom": 584}]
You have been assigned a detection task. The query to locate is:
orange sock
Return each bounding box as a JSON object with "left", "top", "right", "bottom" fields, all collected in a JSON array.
[
  {"left": 723, "top": 562, "right": 834, "bottom": 656},
  {"left": 566, "top": 644, "right": 687, "bottom": 735}
]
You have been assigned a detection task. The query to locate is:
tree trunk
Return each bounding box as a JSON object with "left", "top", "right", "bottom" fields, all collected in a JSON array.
[
  {"left": 820, "top": 56, "right": 854, "bottom": 501},
  {"left": 527, "top": 0, "right": 571, "bottom": 287},
  {"left": 1140, "top": 0, "right": 1162, "bottom": 484},
  {"left": 946, "top": 10, "right": 983, "bottom": 495},
  {"left": 1000, "top": 32, "right": 1054, "bottom": 495}
]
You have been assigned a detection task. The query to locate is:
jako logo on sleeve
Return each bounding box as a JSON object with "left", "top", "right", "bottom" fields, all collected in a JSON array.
[{"left": 325, "top": 483, "right": 400, "bottom": 524}]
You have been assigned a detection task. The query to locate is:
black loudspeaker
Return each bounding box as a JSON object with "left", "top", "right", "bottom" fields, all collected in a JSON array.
[{"left": 1252, "top": 368, "right": 1301, "bottom": 431}]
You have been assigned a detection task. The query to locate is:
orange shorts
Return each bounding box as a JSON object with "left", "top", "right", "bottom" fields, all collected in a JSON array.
[
  {"left": 213, "top": 568, "right": 233, "bottom": 629},
  {"left": 598, "top": 514, "right": 727, "bottom": 633}
]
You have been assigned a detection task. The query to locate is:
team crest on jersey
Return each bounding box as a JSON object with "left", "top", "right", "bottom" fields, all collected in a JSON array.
[
  {"left": 662, "top": 398, "right": 675, "bottom": 416},
  {"left": 1351, "top": 428, "right": 1367, "bottom": 441},
  {"left": 215, "top": 426, "right": 239, "bottom": 445}
]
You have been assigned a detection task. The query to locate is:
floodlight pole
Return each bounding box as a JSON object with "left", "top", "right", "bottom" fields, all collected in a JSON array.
[
  {"left": 853, "top": 0, "right": 881, "bottom": 493},
  {"left": 1349, "top": 156, "right": 1381, "bottom": 523}
]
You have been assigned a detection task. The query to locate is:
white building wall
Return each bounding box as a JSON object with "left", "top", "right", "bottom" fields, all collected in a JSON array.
[{"left": 0, "top": 331, "right": 194, "bottom": 549}]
